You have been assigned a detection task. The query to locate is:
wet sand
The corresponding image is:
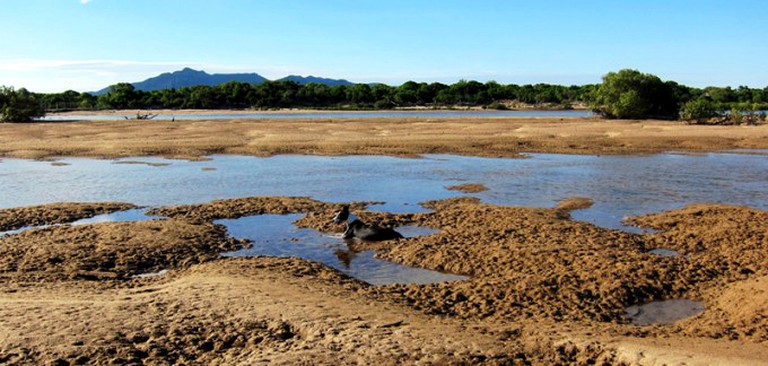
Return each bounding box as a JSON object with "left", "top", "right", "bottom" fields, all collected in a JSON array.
[{"left": 2, "top": 115, "right": 768, "bottom": 364}]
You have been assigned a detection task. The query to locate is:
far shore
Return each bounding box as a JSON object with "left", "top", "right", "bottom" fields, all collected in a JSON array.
[{"left": 2, "top": 114, "right": 767, "bottom": 160}]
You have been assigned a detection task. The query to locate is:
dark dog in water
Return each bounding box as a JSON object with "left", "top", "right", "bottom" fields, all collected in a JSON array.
[{"left": 332, "top": 205, "right": 403, "bottom": 241}]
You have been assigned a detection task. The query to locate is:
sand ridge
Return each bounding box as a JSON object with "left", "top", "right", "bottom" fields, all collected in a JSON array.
[{"left": 2, "top": 197, "right": 768, "bottom": 364}]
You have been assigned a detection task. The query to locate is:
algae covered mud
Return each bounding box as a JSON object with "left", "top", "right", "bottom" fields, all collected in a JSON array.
[{"left": 2, "top": 152, "right": 768, "bottom": 364}]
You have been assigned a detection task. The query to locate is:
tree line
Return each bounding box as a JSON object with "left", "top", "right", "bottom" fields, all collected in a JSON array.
[
  {"left": 2, "top": 69, "right": 768, "bottom": 123},
  {"left": 37, "top": 80, "right": 591, "bottom": 112}
]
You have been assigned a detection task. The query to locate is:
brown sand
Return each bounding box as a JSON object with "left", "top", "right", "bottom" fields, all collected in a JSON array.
[
  {"left": 1, "top": 116, "right": 768, "bottom": 160},
  {"left": 2, "top": 197, "right": 768, "bottom": 364},
  {"left": 2, "top": 115, "right": 768, "bottom": 364},
  {"left": 446, "top": 183, "right": 490, "bottom": 193}
]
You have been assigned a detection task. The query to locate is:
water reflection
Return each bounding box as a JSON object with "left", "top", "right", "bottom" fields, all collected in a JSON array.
[
  {"left": 40, "top": 109, "right": 592, "bottom": 121},
  {"left": 216, "top": 214, "right": 465, "bottom": 285},
  {"left": 625, "top": 299, "right": 705, "bottom": 326},
  {"left": 0, "top": 208, "right": 161, "bottom": 237},
  {"left": 648, "top": 248, "right": 682, "bottom": 257},
  {"left": 70, "top": 208, "right": 163, "bottom": 225},
  {"left": 2, "top": 152, "right": 768, "bottom": 231}
]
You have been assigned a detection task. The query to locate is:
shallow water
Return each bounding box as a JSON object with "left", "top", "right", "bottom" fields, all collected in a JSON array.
[
  {"left": 625, "top": 299, "right": 706, "bottom": 326},
  {"left": 649, "top": 248, "right": 682, "bottom": 257},
  {"left": 2, "top": 152, "right": 767, "bottom": 232},
  {"left": 3, "top": 152, "right": 767, "bottom": 284},
  {"left": 71, "top": 208, "right": 162, "bottom": 225},
  {"left": 216, "top": 214, "right": 465, "bottom": 285},
  {"left": 40, "top": 109, "right": 592, "bottom": 121},
  {"left": 132, "top": 269, "right": 169, "bottom": 279},
  {"left": 0, "top": 208, "right": 161, "bottom": 237}
]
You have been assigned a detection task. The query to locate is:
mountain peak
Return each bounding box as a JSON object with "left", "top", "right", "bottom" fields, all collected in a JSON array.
[
  {"left": 177, "top": 67, "right": 206, "bottom": 74},
  {"left": 276, "top": 75, "right": 355, "bottom": 87},
  {"left": 93, "top": 68, "right": 358, "bottom": 94}
]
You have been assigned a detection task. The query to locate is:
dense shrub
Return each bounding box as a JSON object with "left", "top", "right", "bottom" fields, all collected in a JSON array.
[
  {"left": 589, "top": 69, "right": 679, "bottom": 120},
  {"left": 0, "top": 86, "right": 45, "bottom": 122},
  {"left": 680, "top": 98, "right": 720, "bottom": 123}
]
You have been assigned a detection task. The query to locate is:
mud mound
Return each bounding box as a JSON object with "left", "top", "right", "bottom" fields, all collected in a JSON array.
[
  {"left": 358, "top": 198, "right": 688, "bottom": 322},
  {"left": 288, "top": 197, "right": 701, "bottom": 322},
  {"left": 0, "top": 219, "right": 245, "bottom": 281},
  {"left": 628, "top": 204, "right": 768, "bottom": 283},
  {"left": 627, "top": 204, "right": 768, "bottom": 344},
  {"left": 673, "top": 275, "right": 768, "bottom": 343},
  {"left": 0, "top": 202, "right": 137, "bottom": 231},
  {"left": 554, "top": 197, "right": 594, "bottom": 218},
  {"left": 147, "top": 196, "right": 374, "bottom": 223},
  {"left": 295, "top": 206, "right": 419, "bottom": 234},
  {"left": 446, "top": 183, "right": 489, "bottom": 193}
]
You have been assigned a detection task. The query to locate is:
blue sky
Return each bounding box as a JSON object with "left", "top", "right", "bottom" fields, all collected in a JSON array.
[{"left": 1, "top": 0, "right": 766, "bottom": 92}]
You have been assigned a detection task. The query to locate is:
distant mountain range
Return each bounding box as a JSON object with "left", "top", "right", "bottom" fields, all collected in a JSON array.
[
  {"left": 276, "top": 75, "right": 355, "bottom": 87},
  {"left": 93, "top": 68, "right": 356, "bottom": 94}
]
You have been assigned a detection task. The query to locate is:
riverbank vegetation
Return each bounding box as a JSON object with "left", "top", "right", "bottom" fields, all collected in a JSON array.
[
  {"left": 0, "top": 86, "right": 45, "bottom": 122},
  {"left": 2, "top": 69, "right": 767, "bottom": 123}
]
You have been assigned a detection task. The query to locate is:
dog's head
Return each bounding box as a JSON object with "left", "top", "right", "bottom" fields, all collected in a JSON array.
[{"left": 332, "top": 205, "right": 357, "bottom": 224}]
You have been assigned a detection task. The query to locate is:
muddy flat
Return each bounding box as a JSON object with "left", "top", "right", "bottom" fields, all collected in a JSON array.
[
  {"left": 1, "top": 116, "right": 767, "bottom": 159},
  {"left": 1, "top": 116, "right": 768, "bottom": 364}
]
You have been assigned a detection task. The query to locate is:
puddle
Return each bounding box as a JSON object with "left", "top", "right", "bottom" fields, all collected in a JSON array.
[
  {"left": 132, "top": 269, "right": 169, "bottom": 279},
  {"left": 70, "top": 208, "right": 163, "bottom": 225},
  {"left": 216, "top": 214, "right": 466, "bottom": 286},
  {"left": 648, "top": 248, "right": 682, "bottom": 257},
  {"left": 625, "top": 299, "right": 705, "bottom": 326},
  {"left": 0, "top": 209, "right": 162, "bottom": 237}
]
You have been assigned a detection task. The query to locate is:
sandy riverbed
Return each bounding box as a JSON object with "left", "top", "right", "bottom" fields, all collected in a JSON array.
[
  {"left": 1, "top": 115, "right": 768, "bottom": 160},
  {"left": 1, "top": 116, "right": 768, "bottom": 364}
]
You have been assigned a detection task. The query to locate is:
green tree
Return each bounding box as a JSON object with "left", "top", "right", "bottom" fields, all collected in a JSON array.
[
  {"left": 393, "top": 81, "right": 420, "bottom": 106},
  {"left": 218, "top": 81, "right": 254, "bottom": 108},
  {"left": 304, "top": 83, "right": 334, "bottom": 106},
  {"left": 0, "top": 86, "right": 46, "bottom": 122},
  {"left": 98, "top": 83, "right": 143, "bottom": 109},
  {"left": 345, "top": 83, "right": 373, "bottom": 105},
  {"left": 703, "top": 86, "right": 735, "bottom": 104},
  {"left": 680, "top": 98, "right": 720, "bottom": 123},
  {"left": 589, "top": 69, "right": 679, "bottom": 119}
]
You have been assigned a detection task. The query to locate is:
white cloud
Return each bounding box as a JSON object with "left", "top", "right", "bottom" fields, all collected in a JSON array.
[
  {"left": 80, "top": 0, "right": 93, "bottom": 4},
  {"left": 0, "top": 59, "right": 207, "bottom": 92}
]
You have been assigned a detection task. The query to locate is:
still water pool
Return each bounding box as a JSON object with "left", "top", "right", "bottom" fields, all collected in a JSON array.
[{"left": 216, "top": 214, "right": 465, "bottom": 285}]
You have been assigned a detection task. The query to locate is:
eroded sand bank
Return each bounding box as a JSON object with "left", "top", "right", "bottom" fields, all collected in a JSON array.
[{"left": 2, "top": 197, "right": 767, "bottom": 364}]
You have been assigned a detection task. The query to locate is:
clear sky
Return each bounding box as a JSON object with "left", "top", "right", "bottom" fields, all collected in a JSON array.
[{"left": 1, "top": 0, "right": 766, "bottom": 93}]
